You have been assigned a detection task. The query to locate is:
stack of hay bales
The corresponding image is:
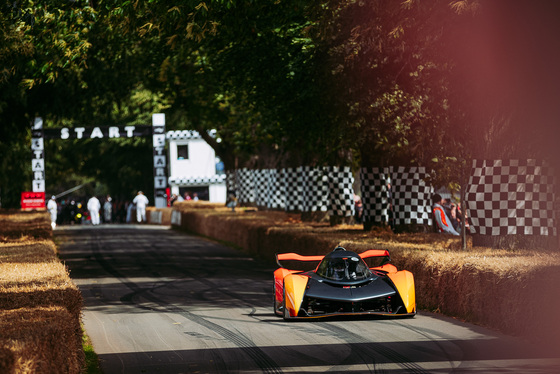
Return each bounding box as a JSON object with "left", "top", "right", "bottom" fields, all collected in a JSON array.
[{"left": 0, "top": 211, "right": 84, "bottom": 374}]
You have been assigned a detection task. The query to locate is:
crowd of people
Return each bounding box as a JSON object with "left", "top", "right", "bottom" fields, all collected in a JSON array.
[
  {"left": 49, "top": 187, "right": 468, "bottom": 236},
  {"left": 168, "top": 191, "right": 199, "bottom": 206},
  {"left": 351, "top": 190, "right": 470, "bottom": 236},
  {"left": 46, "top": 191, "right": 151, "bottom": 227},
  {"left": 432, "top": 194, "right": 469, "bottom": 236}
]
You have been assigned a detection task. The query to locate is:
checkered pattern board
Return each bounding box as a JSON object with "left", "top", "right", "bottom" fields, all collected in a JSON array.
[
  {"left": 266, "top": 169, "right": 285, "bottom": 209},
  {"left": 466, "top": 159, "right": 556, "bottom": 236},
  {"left": 253, "top": 169, "right": 269, "bottom": 207},
  {"left": 300, "top": 166, "right": 330, "bottom": 212},
  {"left": 360, "top": 167, "right": 390, "bottom": 223},
  {"left": 390, "top": 166, "right": 433, "bottom": 226},
  {"left": 326, "top": 166, "right": 355, "bottom": 217},
  {"left": 281, "top": 168, "right": 301, "bottom": 211},
  {"left": 227, "top": 167, "right": 353, "bottom": 215},
  {"left": 235, "top": 168, "right": 256, "bottom": 204}
]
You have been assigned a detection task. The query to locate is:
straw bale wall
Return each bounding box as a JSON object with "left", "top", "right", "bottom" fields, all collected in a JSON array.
[
  {"left": 0, "top": 307, "right": 83, "bottom": 374},
  {"left": 0, "top": 211, "right": 84, "bottom": 374}
]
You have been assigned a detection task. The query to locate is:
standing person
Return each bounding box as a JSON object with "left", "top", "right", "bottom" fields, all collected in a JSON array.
[
  {"left": 125, "top": 201, "right": 133, "bottom": 223},
  {"left": 103, "top": 196, "right": 113, "bottom": 223},
  {"left": 133, "top": 191, "right": 149, "bottom": 223},
  {"left": 47, "top": 196, "right": 58, "bottom": 229},
  {"left": 432, "top": 194, "right": 460, "bottom": 236},
  {"left": 225, "top": 192, "right": 237, "bottom": 212},
  {"left": 87, "top": 196, "right": 101, "bottom": 226},
  {"left": 354, "top": 194, "right": 363, "bottom": 224}
]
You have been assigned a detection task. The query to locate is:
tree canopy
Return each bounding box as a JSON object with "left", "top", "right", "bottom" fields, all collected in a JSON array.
[{"left": 1, "top": 0, "right": 559, "bottom": 208}]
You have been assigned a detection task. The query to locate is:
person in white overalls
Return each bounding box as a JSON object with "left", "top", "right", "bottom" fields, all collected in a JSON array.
[
  {"left": 87, "top": 196, "right": 101, "bottom": 225},
  {"left": 133, "top": 191, "right": 149, "bottom": 223},
  {"left": 47, "top": 196, "right": 58, "bottom": 229}
]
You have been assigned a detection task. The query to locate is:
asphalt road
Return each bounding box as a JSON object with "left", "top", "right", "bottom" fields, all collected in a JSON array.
[{"left": 56, "top": 224, "right": 560, "bottom": 374}]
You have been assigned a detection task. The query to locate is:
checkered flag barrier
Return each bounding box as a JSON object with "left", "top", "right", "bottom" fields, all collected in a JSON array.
[
  {"left": 282, "top": 168, "right": 301, "bottom": 211},
  {"left": 390, "top": 166, "right": 433, "bottom": 226},
  {"left": 254, "top": 169, "right": 269, "bottom": 207},
  {"left": 360, "top": 167, "right": 390, "bottom": 223},
  {"left": 228, "top": 167, "right": 353, "bottom": 215},
  {"left": 300, "top": 166, "right": 329, "bottom": 212},
  {"left": 466, "top": 159, "right": 556, "bottom": 236},
  {"left": 266, "top": 169, "right": 285, "bottom": 209},
  {"left": 327, "top": 166, "right": 355, "bottom": 217},
  {"left": 235, "top": 168, "right": 256, "bottom": 204}
]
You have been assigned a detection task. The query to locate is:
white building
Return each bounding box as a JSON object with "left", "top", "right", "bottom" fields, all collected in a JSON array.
[{"left": 166, "top": 130, "right": 226, "bottom": 203}]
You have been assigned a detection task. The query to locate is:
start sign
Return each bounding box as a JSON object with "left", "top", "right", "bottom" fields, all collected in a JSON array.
[
  {"left": 31, "top": 114, "right": 168, "bottom": 208},
  {"left": 42, "top": 125, "right": 152, "bottom": 140},
  {"left": 21, "top": 192, "right": 46, "bottom": 210}
]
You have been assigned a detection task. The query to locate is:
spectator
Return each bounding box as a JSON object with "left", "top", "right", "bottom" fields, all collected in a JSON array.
[
  {"left": 226, "top": 192, "right": 238, "bottom": 212},
  {"left": 104, "top": 196, "right": 113, "bottom": 223},
  {"left": 432, "top": 194, "right": 460, "bottom": 235},
  {"left": 456, "top": 203, "right": 470, "bottom": 232},
  {"left": 133, "top": 191, "right": 149, "bottom": 223},
  {"left": 126, "top": 201, "right": 133, "bottom": 223},
  {"left": 47, "top": 196, "right": 58, "bottom": 229},
  {"left": 354, "top": 195, "right": 363, "bottom": 224},
  {"left": 442, "top": 198, "right": 461, "bottom": 231},
  {"left": 87, "top": 196, "right": 101, "bottom": 225}
]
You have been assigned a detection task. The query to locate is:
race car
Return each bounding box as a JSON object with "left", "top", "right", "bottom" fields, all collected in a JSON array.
[{"left": 274, "top": 246, "right": 416, "bottom": 320}]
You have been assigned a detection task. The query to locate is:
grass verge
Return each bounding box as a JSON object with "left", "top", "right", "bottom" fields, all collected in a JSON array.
[{"left": 82, "top": 330, "right": 102, "bottom": 374}]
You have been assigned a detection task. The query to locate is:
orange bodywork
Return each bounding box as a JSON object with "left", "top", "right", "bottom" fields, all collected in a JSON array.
[
  {"left": 274, "top": 268, "right": 295, "bottom": 304},
  {"left": 387, "top": 270, "right": 416, "bottom": 313},
  {"left": 359, "top": 249, "right": 390, "bottom": 259},
  {"left": 371, "top": 263, "right": 398, "bottom": 273},
  {"left": 276, "top": 253, "right": 325, "bottom": 263},
  {"left": 282, "top": 273, "right": 309, "bottom": 317}
]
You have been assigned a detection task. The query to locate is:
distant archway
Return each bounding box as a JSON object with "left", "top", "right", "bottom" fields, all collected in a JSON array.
[{"left": 31, "top": 114, "right": 167, "bottom": 207}]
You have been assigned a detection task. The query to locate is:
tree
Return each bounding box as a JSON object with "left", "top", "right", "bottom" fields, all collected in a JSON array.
[{"left": 0, "top": 0, "right": 96, "bottom": 207}]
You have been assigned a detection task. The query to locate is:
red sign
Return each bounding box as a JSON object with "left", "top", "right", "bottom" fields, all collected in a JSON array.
[{"left": 21, "top": 192, "right": 46, "bottom": 210}]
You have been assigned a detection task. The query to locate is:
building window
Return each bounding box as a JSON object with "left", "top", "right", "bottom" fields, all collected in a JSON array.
[{"left": 177, "top": 144, "right": 189, "bottom": 160}]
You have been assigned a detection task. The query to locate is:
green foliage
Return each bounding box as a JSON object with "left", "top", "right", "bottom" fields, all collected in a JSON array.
[{"left": 3, "top": 0, "right": 554, "bottom": 208}]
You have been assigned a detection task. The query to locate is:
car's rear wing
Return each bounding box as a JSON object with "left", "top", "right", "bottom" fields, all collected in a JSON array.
[
  {"left": 276, "top": 253, "right": 325, "bottom": 269},
  {"left": 359, "top": 249, "right": 391, "bottom": 268},
  {"left": 276, "top": 249, "right": 391, "bottom": 268},
  {"left": 359, "top": 249, "right": 390, "bottom": 260}
]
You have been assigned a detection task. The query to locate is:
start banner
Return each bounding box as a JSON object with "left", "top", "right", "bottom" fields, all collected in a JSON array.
[{"left": 21, "top": 192, "right": 46, "bottom": 210}]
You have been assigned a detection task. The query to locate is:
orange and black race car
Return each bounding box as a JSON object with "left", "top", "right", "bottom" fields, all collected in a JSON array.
[{"left": 274, "top": 247, "right": 416, "bottom": 320}]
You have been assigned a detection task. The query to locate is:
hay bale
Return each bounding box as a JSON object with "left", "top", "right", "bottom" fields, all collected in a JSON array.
[
  {"left": 0, "top": 211, "right": 52, "bottom": 241},
  {"left": 173, "top": 201, "right": 224, "bottom": 210},
  {"left": 0, "top": 307, "right": 84, "bottom": 374},
  {"left": 146, "top": 207, "right": 173, "bottom": 225},
  {"left": 0, "top": 244, "right": 83, "bottom": 318},
  {"left": 0, "top": 287, "right": 82, "bottom": 320},
  {"left": 0, "top": 241, "right": 57, "bottom": 263}
]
